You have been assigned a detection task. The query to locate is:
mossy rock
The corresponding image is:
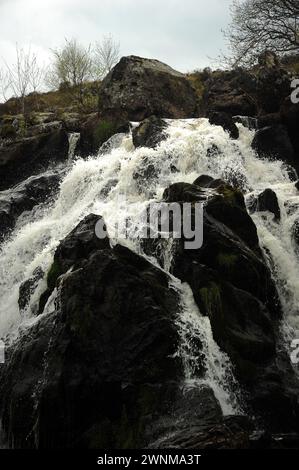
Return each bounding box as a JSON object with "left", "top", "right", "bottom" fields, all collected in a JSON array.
[
  {"left": 217, "top": 252, "right": 239, "bottom": 269},
  {"left": 199, "top": 281, "right": 222, "bottom": 318},
  {"left": 46, "top": 259, "right": 63, "bottom": 291},
  {"left": 0, "top": 124, "right": 17, "bottom": 139},
  {"left": 217, "top": 184, "right": 245, "bottom": 209},
  {"left": 93, "top": 120, "right": 117, "bottom": 146}
]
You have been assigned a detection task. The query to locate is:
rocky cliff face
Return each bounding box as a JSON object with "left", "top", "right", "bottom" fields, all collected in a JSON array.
[{"left": 0, "top": 54, "right": 299, "bottom": 449}]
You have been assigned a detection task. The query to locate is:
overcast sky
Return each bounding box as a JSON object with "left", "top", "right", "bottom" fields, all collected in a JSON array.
[{"left": 0, "top": 0, "right": 231, "bottom": 73}]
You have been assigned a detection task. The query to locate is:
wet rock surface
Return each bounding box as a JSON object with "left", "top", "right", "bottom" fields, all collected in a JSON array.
[
  {"left": 248, "top": 188, "right": 281, "bottom": 221},
  {"left": 208, "top": 111, "right": 239, "bottom": 140},
  {"left": 132, "top": 116, "right": 167, "bottom": 149},
  {"left": 252, "top": 125, "right": 295, "bottom": 168},
  {"left": 0, "top": 130, "right": 69, "bottom": 191},
  {"left": 1, "top": 55, "right": 299, "bottom": 450},
  {"left": 144, "top": 175, "right": 299, "bottom": 433},
  {"left": 0, "top": 215, "right": 245, "bottom": 449},
  {"left": 0, "top": 170, "right": 62, "bottom": 239}
]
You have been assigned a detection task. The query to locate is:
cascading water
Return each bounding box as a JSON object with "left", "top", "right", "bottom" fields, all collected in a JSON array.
[
  {"left": 67, "top": 132, "right": 81, "bottom": 161},
  {"left": 1, "top": 118, "right": 298, "bottom": 415}
]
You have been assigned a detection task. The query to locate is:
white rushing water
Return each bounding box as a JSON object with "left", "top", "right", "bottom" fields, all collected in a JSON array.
[{"left": 1, "top": 118, "right": 299, "bottom": 412}]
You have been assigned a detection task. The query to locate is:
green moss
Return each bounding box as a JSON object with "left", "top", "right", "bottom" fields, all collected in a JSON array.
[
  {"left": 116, "top": 385, "right": 159, "bottom": 449},
  {"left": 93, "top": 120, "right": 116, "bottom": 146},
  {"left": 47, "top": 259, "right": 62, "bottom": 291},
  {"left": 217, "top": 185, "right": 244, "bottom": 208},
  {"left": 217, "top": 252, "right": 238, "bottom": 268},
  {"left": 187, "top": 70, "right": 208, "bottom": 104},
  {"left": 199, "top": 282, "right": 222, "bottom": 317}
]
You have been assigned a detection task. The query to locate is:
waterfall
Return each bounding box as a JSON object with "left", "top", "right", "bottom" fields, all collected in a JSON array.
[
  {"left": 67, "top": 132, "right": 80, "bottom": 161},
  {"left": 171, "top": 278, "right": 242, "bottom": 415},
  {"left": 1, "top": 117, "right": 298, "bottom": 415}
]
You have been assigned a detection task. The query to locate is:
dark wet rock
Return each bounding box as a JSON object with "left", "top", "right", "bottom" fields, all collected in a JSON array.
[
  {"left": 249, "top": 188, "right": 281, "bottom": 221},
  {"left": 0, "top": 171, "right": 61, "bottom": 239},
  {"left": 0, "top": 130, "right": 69, "bottom": 191},
  {"left": 257, "top": 113, "right": 282, "bottom": 129},
  {"left": 132, "top": 116, "right": 167, "bottom": 148},
  {"left": 208, "top": 111, "right": 239, "bottom": 139},
  {"left": 143, "top": 179, "right": 299, "bottom": 432},
  {"left": 163, "top": 182, "right": 207, "bottom": 203},
  {"left": 202, "top": 70, "right": 257, "bottom": 117},
  {"left": 39, "top": 214, "right": 109, "bottom": 313},
  {"left": 245, "top": 65, "right": 290, "bottom": 115},
  {"left": 0, "top": 218, "right": 183, "bottom": 449},
  {"left": 296, "top": 181, "right": 299, "bottom": 191},
  {"left": 151, "top": 413, "right": 253, "bottom": 450},
  {"left": 76, "top": 114, "right": 129, "bottom": 158},
  {"left": 18, "top": 267, "right": 44, "bottom": 312},
  {"left": 26, "top": 121, "right": 63, "bottom": 137},
  {"left": 280, "top": 98, "right": 299, "bottom": 171},
  {"left": 1, "top": 214, "right": 256, "bottom": 449},
  {"left": 133, "top": 156, "right": 160, "bottom": 194},
  {"left": 172, "top": 212, "right": 298, "bottom": 431},
  {"left": 252, "top": 125, "right": 295, "bottom": 168},
  {"left": 148, "top": 387, "right": 252, "bottom": 449},
  {"left": 99, "top": 56, "right": 199, "bottom": 122},
  {"left": 205, "top": 185, "right": 259, "bottom": 250},
  {"left": 250, "top": 431, "right": 299, "bottom": 449},
  {"left": 193, "top": 175, "right": 214, "bottom": 188},
  {"left": 203, "top": 55, "right": 290, "bottom": 118}
]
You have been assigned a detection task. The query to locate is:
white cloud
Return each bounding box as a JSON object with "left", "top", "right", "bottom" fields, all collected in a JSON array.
[{"left": 0, "top": 0, "right": 231, "bottom": 73}]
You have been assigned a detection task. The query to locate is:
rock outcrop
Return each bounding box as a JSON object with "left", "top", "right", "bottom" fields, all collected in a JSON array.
[
  {"left": 0, "top": 129, "right": 69, "bottom": 191},
  {"left": 132, "top": 116, "right": 167, "bottom": 148},
  {"left": 99, "top": 56, "right": 199, "bottom": 121},
  {"left": 144, "top": 176, "right": 299, "bottom": 432},
  {"left": 208, "top": 111, "right": 239, "bottom": 140},
  {"left": 248, "top": 188, "right": 281, "bottom": 221},
  {"left": 252, "top": 125, "right": 295, "bottom": 168},
  {"left": 0, "top": 170, "right": 62, "bottom": 239},
  {"left": 1, "top": 214, "right": 253, "bottom": 449}
]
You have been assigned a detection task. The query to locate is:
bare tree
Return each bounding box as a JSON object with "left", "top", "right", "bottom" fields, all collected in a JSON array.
[
  {"left": 3, "top": 44, "right": 36, "bottom": 113},
  {"left": 93, "top": 34, "right": 120, "bottom": 79},
  {"left": 29, "top": 56, "right": 45, "bottom": 93},
  {"left": 47, "top": 39, "right": 93, "bottom": 102},
  {"left": 223, "top": 0, "right": 299, "bottom": 67},
  {"left": 0, "top": 68, "right": 11, "bottom": 103}
]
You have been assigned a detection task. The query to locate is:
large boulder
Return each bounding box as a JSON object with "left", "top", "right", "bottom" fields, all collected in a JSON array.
[
  {"left": 248, "top": 188, "right": 281, "bottom": 221},
  {"left": 144, "top": 177, "right": 299, "bottom": 431},
  {"left": 1, "top": 214, "right": 249, "bottom": 449},
  {"left": 280, "top": 98, "right": 299, "bottom": 170},
  {"left": 0, "top": 129, "right": 69, "bottom": 191},
  {"left": 0, "top": 170, "right": 62, "bottom": 240},
  {"left": 202, "top": 70, "right": 257, "bottom": 117},
  {"left": 1, "top": 216, "right": 182, "bottom": 448},
  {"left": 76, "top": 113, "right": 129, "bottom": 158},
  {"left": 132, "top": 116, "right": 167, "bottom": 148},
  {"left": 252, "top": 125, "right": 295, "bottom": 168},
  {"left": 208, "top": 111, "right": 239, "bottom": 140},
  {"left": 202, "top": 54, "right": 290, "bottom": 118},
  {"left": 241, "top": 60, "right": 291, "bottom": 115},
  {"left": 99, "top": 56, "right": 199, "bottom": 121}
]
